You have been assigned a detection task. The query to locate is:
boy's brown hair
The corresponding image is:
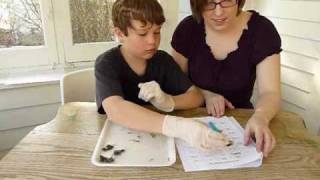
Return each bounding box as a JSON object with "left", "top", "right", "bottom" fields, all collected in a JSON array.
[
  {"left": 190, "top": 0, "right": 246, "bottom": 23},
  {"left": 112, "top": 0, "right": 165, "bottom": 36}
]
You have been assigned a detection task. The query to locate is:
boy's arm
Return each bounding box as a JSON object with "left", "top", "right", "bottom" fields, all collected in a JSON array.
[
  {"left": 103, "top": 95, "right": 230, "bottom": 151},
  {"left": 138, "top": 82, "right": 203, "bottom": 112},
  {"left": 103, "top": 96, "right": 165, "bottom": 133},
  {"left": 172, "top": 86, "right": 204, "bottom": 109}
]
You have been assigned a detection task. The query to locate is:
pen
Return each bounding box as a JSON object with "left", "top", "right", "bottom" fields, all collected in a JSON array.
[
  {"left": 208, "top": 121, "right": 222, "bottom": 133},
  {"left": 209, "top": 121, "right": 233, "bottom": 146}
]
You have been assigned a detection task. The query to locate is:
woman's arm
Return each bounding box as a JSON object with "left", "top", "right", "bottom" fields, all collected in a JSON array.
[
  {"left": 171, "top": 49, "right": 234, "bottom": 116},
  {"left": 170, "top": 49, "right": 204, "bottom": 108},
  {"left": 171, "top": 49, "right": 188, "bottom": 73},
  {"left": 244, "top": 54, "right": 281, "bottom": 157},
  {"left": 254, "top": 54, "right": 281, "bottom": 121}
]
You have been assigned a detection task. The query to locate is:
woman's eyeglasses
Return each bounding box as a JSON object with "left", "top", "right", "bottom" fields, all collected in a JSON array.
[{"left": 205, "top": 0, "right": 238, "bottom": 10}]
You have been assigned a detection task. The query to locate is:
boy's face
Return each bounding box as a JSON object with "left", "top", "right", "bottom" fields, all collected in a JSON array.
[{"left": 118, "top": 20, "right": 161, "bottom": 60}]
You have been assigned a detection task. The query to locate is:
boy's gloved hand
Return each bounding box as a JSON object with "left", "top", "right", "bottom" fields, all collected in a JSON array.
[
  {"left": 138, "top": 81, "right": 175, "bottom": 112},
  {"left": 162, "top": 115, "right": 231, "bottom": 151}
]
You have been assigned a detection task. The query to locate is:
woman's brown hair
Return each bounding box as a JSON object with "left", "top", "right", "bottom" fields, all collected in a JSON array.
[
  {"left": 112, "top": 0, "right": 165, "bottom": 35},
  {"left": 190, "top": 0, "right": 246, "bottom": 23}
]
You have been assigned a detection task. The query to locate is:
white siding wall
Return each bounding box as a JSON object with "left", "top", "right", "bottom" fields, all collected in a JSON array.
[
  {"left": 177, "top": 0, "right": 320, "bottom": 134},
  {"left": 0, "top": 83, "right": 60, "bottom": 152},
  {"left": 252, "top": 0, "right": 320, "bottom": 135}
]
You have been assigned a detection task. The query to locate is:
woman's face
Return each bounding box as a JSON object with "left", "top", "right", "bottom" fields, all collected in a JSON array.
[{"left": 202, "top": 0, "right": 239, "bottom": 31}]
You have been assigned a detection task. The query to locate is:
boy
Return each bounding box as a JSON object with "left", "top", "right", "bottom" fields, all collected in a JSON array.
[{"left": 95, "top": 0, "right": 230, "bottom": 151}]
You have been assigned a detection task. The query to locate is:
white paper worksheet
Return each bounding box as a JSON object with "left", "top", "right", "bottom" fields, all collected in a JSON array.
[{"left": 176, "top": 116, "right": 263, "bottom": 172}]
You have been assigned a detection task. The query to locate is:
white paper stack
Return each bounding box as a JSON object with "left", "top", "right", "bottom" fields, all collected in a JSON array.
[{"left": 176, "top": 116, "right": 263, "bottom": 172}]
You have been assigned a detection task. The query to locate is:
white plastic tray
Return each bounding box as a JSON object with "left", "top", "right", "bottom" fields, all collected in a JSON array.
[{"left": 91, "top": 120, "right": 176, "bottom": 167}]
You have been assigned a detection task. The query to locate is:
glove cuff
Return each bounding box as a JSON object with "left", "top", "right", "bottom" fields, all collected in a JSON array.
[
  {"left": 164, "top": 95, "right": 175, "bottom": 112},
  {"left": 162, "top": 115, "right": 178, "bottom": 137},
  {"left": 156, "top": 95, "right": 175, "bottom": 112}
]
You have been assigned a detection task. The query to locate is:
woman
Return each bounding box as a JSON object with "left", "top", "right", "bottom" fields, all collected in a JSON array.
[{"left": 171, "top": 0, "right": 281, "bottom": 157}]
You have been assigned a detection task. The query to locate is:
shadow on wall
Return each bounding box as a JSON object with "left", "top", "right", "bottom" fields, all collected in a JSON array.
[
  {"left": 0, "top": 149, "right": 10, "bottom": 160},
  {"left": 315, "top": 62, "right": 320, "bottom": 136}
]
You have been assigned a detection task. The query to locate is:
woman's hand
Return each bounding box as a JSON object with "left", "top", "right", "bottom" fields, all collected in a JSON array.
[
  {"left": 204, "top": 92, "right": 234, "bottom": 117},
  {"left": 244, "top": 113, "right": 276, "bottom": 158}
]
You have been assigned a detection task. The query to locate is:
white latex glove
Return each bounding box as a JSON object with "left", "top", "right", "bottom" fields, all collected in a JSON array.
[
  {"left": 162, "top": 115, "right": 231, "bottom": 151},
  {"left": 138, "top": 81, "right": 175, "bottom": 112}
]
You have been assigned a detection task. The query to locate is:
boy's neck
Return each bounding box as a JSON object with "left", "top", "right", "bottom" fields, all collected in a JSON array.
[
  {"left": 120, "top": 46, "right": 147, "bottom": 76},
  {"left": 120, "top": 46, "right": 146, "bottom": 65}
]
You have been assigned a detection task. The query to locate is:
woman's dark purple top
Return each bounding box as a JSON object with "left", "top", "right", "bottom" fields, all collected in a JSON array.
[{"left": 171, "top": 11, "right": 282, "bottom": 108}]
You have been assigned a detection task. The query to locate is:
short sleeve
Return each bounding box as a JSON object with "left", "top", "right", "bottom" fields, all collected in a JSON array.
[
  {"left": 95, "top": 55, "right": 123, "bottom": 114},
  {"left": 251, "top": 16, "right": 282, "bottom": 65},
  {"left": 160, "top": 52, "right": 193, "bottom": 94},
  {"left": 171, "top": 16, "right": 195, "bottom": 60}
]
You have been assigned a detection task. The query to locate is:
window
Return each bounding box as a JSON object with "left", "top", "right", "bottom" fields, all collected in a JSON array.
[
  {"left": 0, "top": 0, "right": 57, "bottom": 69},
  {"left": 0, "top": 0, "right": 44, "bottom": 48},
  {"left": 0, "top": 0, "right": 178, "bottom": 71},
  {"left": 53, "top": 0, "right": 117, "bottom": 63},
  {"left": 70, "top": 0, "right": 114, "bottom": 44}
]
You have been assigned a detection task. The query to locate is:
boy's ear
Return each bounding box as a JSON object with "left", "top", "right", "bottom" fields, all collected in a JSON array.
[{"left": 113, "top": 27, "right": 125, "bottom": 43}]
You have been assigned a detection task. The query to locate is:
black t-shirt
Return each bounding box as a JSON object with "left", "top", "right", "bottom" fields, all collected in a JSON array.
[
  {"left": 95, "top": 46, "right": 193, "bottom": 114},
  {"left": 171, "top": 11, "right": 282, "bottom": 108}
]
